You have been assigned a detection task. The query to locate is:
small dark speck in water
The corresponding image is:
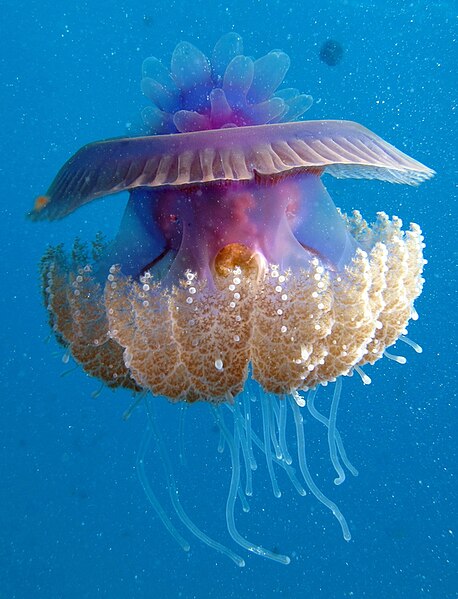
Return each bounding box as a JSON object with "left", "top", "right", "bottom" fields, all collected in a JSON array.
[{"left": 319, "top": 39, "right": 344, "bottom": 66}]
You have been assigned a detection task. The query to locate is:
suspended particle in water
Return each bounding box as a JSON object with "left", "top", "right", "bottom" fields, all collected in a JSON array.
[{"left": 319, "top": 39, "right": 344, "bottom": 66}]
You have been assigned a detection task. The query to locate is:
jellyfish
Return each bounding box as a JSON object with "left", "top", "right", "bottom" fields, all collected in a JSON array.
[{"left": 30, "top": 33, "right": 434, "bottom": 566}]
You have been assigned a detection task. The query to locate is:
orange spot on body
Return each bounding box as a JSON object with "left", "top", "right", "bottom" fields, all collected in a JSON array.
[
  {"left": 213, "top": 243, "right": 263, "bottom": 280},
  {"left": 34, "top": 195, "right": 50, "bottom": 211}
]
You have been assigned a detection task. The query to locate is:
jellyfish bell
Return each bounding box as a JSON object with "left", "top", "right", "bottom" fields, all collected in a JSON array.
[{"left": 31, "top": 33, "right": 434, "bottom": 566}]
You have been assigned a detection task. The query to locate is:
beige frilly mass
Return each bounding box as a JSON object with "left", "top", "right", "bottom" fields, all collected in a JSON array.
[{"left": 41, "top": 209, "right": 425, "bottom": 403}]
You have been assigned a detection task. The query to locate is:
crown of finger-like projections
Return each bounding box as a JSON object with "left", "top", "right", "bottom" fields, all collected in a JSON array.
[{"left": 139, "top": 33, "right": 313, "bottom": 134}]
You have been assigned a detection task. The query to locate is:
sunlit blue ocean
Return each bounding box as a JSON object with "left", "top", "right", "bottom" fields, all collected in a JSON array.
[{"left": 1, "top": 0, "right": 456, "bottom": 597}]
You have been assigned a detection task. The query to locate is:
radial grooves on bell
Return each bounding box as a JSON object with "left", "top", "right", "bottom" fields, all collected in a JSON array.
[
  {"left": 312, "top": 138, "right": 347, "bottom": 163},
  {"left": 352, "top": 139, "right": 397, "bottom": 169},
  {"left": 211, "top": 152, "right": 226, "bottom": 181},
  {"left": 372, "top": 139, "right": 415, "bottom": 168},
  {"left": 200, "top": 147, "right": 217, "bottom": 182},
  {"left": 58, "top": 168, "right": 83, "bottom": 216},
  {"left": 321, "top": 138, "right": 358, "bottom": 164},
  {"left": 332, "top": 137, "right": 376, "bottom": 166},
  {"left": 220, "top": 147, "right": 235, "bottom": 180},
  {"left": 230, "top": 149, "right": 251, "bottom": 180},
  {"left": 113, "top": 159, "right": 131, "bottom": 187},
  {"left": 29, "top": 121, "right": 434, "bottom": 221},
  {"left": 288, "top": 138, "right": 329, "bottom": 166},
  {"left": 347, "top": 137, "right": 399, "bottom": 169},
  {"left": 65, "top": 170, "right": 86, "bottom": 217},
  {"left": 271, "top": 140, "right": 303, "bottom": 167},
  {"left": 125, "top": 157, "right": 147, "bottom": 187},
  {"left": 140, "top": 156, "right": 161, "bottom": 185},
  {"left": 176, "top": 150, "right": 194, "bottom": 185}
]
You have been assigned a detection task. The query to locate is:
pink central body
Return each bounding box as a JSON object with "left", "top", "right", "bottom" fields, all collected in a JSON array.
[{"left": 101, "top": 173, "right": 359, "bottom": 284}]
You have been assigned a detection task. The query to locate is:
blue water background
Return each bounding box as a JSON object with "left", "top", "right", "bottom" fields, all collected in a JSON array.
[{"left": 1, "top": 0, "right": 457, "bottom": 597}]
